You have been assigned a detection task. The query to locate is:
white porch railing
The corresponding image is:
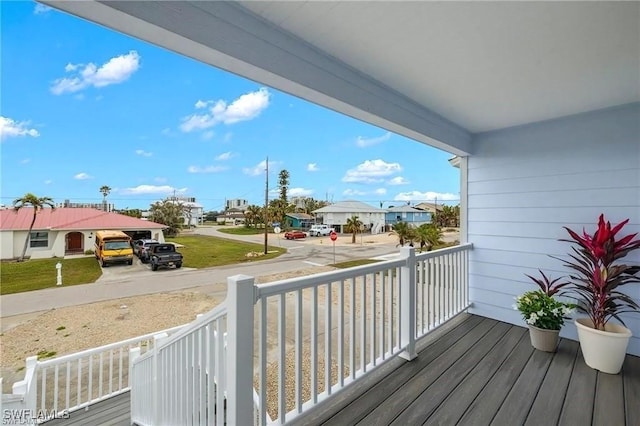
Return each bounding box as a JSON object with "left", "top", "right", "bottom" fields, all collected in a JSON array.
[
  {"left": 1, "top": 323, "right": 186, "bottom": 424},
  {"left": 129, "top": 243, "right": 471, "bottom": 425}
]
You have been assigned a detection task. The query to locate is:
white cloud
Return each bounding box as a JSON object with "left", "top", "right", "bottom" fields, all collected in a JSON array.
[
  {"left": 202, "top": 131, "right": 215, "bottom": 140},
  {"left": 289, "top": 187, "right": 314, "bottom": 197},
  {"left": 375, "top": 188, "right": 387, "bottom": 195},
  {"left": 242, "top": 159, "right": 280, "bottom": 176},
  {"left": 216, "top": 151, "right": 235, "bottom": 161},
  {"left": 135, "top": 149, "right": 152, "bottom": 157},
  {"left": 74, "top": 172, "right": 93, "bottom": 180},
  {"left": 343, "top": 189, "right": 367, "bottom": 196},
  {"left": 44, "top": 179, "right": 53, "bottom": 185},
  {"left": 388, "top": 176, "right": 410, "bottom": 185},
  {"left": 356, "top": 132, "right": 391, "bottom": 148},
  {"left": 51, "top": 51, "right": 141, "bottom": 95},
  {"left": 342, "top": 159, "right": 402, "bottom": 184},
  {"left": 0, "top": 116, "right": 40, "bottom": 140},
  {"left": 180, "top": 88, "right": 270, "bottom": 132},
  {"left": 307, "top": 163, "right": 319, "bottom": 172},
  {"left": 187, "top": 165, "right": 228, "bottom": 174},
  {"left": 20, "top": 158, "right": 31, "bottom": 164},
  {"left": 394, "top": 191, "right": 459, "bottom": 202},
  {"left": 34, "top": 4, "right": 52, "bottom": 14},
  {"left": 120, "top": 185, "right": 187, "bottom": 195}
]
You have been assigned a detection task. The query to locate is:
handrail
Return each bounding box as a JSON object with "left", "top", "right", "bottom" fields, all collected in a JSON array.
[{"left": 37, "top": 323, "right": 186, "bottom": 367}]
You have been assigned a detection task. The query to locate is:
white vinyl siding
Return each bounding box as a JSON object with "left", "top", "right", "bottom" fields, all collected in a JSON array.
[{"left": 467, "top": 104, "right": 640, "bottom": 356}]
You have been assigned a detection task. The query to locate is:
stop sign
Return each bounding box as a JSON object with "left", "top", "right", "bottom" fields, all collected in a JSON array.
[{"left": 330, "top": 232, "right": 337, "bottom": 241}]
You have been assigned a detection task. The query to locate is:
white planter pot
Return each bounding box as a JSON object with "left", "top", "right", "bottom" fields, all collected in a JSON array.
[
  {"left": 528, "top": 325, "right": 560, "bottom": 352},
  {"left": 575, "top": 318, "right": 632, "bottom": 374}
]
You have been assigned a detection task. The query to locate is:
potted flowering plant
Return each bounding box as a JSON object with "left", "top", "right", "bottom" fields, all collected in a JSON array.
[
  {"left": 560, "top": 214, "right": 640, "bottom": 374},
  {"left": 515, "top": 271, "right": 575, "bottom": 352}
]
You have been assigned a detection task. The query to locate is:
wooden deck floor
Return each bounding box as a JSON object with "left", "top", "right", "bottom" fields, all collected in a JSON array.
[
  {"left": 312, "top": 314, "right": 640, "bottom": 426},
  {"left": 45, "top": 314, "right": 639, "bottom": 425}
]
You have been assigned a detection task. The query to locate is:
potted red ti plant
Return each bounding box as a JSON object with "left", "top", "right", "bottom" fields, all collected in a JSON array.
[{"left": 560, "top": 214, "right": 640, "bottom": 374}]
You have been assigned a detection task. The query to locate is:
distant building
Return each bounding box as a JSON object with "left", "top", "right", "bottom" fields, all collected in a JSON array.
[
  {"left": 166, "top": 196, "right": 204, "bottom": 226},
  {"left": 313, "top": 200, "right": 386, "bottom": 234},
  {"left": 414, "top": 202, "right": 445, "bottom": 215},
  {"left": 385, "top": 205, "right": 432, "bottom": 227},
  {"left": 57, "top": 199, "right": 115, "bottom": 212},
  {"left": 216, "top": 208, "right": 246, "bottom": 225},
  {"left": 0, "top": 207, "right": 165, "bottom": 260},
  {"left": 226, "top": 198, "right": 248, "bottom": 210}
]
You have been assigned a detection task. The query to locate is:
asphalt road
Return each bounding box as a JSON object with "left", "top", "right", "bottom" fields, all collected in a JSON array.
[{"left": 0, "top": 228, "right": 401, "bottom": 321}]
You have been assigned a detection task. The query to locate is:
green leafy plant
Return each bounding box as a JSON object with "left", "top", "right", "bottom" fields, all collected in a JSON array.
[
  {"left": 514, "top": 290, "right": 575, "bottom": 330},
  {"left": 559, "top": 214, "right": 640, "bottom": 330}
]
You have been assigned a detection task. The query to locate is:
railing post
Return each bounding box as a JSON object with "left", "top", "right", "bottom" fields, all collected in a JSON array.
[
  {"left": 9, "top": 356, "right": 38, "bottom": 415},
  {"left": 128, "top": 347, "right": 141, "bottom": 422},
  {"left": 152, "top": 333, "right": 168, "bottom": 426},
  {"left": 399, "top": 247, "right": 417, "bottom": 361},
  {"left": 227, "top": 274, "right": 256, "bottom": 426}
]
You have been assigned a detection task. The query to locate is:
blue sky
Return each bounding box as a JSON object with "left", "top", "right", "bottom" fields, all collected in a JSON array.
[{"left": 1, "top": 2, "right": 460, "bottom": 212}]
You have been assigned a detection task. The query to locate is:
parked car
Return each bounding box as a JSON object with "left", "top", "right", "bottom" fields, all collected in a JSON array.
[
  {"left": 148, "top": 243, "right": 184, "bottom": 271},
  {"left": 308, "top": 224, "right": 334, "bottom": 237},
  {"left": 284, "top": 230, "right": 307, "bottom": 240},
  {"left": 134, "top": 239, "right": 159, "bottom": 263}
]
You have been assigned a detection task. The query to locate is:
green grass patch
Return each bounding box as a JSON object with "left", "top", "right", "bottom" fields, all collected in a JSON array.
[
  {"left": 217, "top": 227, "right": 263, "bottom": 235},
  {"left": 1, "top": 257, "right": 102, "bottom": 295},
  {"left": 167, "top": 234, "right": 285, "bottom": 269},
  {"left": 37, "top": 350, "right": 57, "bottom": 360},
  {"left": 330, "top": 259, "right": 381, "bottom": 269}
]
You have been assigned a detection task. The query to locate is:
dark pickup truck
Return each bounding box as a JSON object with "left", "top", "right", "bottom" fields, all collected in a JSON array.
[{"left": 148, "top": 243, "right": 184, "bottom": 271}]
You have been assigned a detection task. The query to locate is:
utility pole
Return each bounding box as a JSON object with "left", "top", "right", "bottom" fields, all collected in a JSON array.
[{"left": 264, "top": 157, "right": 269, "bottom": 255}]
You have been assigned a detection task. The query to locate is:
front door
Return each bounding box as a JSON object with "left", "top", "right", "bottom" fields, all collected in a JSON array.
[{"left": 66, "top": 232, "right": 83, "bottom": 253}]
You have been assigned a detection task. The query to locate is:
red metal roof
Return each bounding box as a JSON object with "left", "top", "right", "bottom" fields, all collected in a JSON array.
[{"left": 0, "top": 208, "right": 166, "bottom": 231}]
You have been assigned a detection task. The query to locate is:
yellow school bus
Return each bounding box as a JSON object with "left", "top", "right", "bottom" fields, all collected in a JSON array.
[{"left": 94, "top": 230, "right": 134, "bottom": 267}]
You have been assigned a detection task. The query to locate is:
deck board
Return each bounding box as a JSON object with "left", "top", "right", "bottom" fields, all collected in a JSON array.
[
  {"left": 43, "top": 391, "right": 130, "bottom": 426},
  {"left": 426, "top": 326, "right": 526, "bottom": 425},
  {"left": 623, "top": 355, "right": 640, "bottom": 426},
  {"left": 355, "top": 318, "right": 497, "bottom": 426},
  {"left": 42, "top": 315, "right": 639, "bottom": 426},
  {"left": 524, "top": 339, "right": 578, "bottom": 426}
]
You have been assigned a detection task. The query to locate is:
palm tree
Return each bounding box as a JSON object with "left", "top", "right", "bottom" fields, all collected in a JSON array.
[
  {"left": 344, "top": 215, "right": 363, "bottom": 243},
  {"left": 390, "top": 221, "right": 415, "bottom": 247},
  {"left": 13, "top": 193, "right": 56, "bottom": 261},
  {"left": 244, "top": 205, "right": 262, "bottom": 227},
  {"left": 99, "top": 185, "right": 111, "bottom": 212},
  {"left": 414, "top": 223, "right": 443, "bottom": 252}
]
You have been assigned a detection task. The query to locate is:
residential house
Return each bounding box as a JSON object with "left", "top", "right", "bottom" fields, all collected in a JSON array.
[
  {"left": 216, "top": 208, "right": 246, "bottom": 225},
  {"left": 284, "top": 212, "right": 315, "bottom": 230},
  {"left": 225, "top": 198, "right": 248, "bottom": 211},
  {"left": 165, "top": 196, "right": 204, "bottom": 226},
  {"left": 313, "top": 200, "right": 386, "bottom": 234},
  {"left": 413, "top": 202, "right": 444, "bottom": 215},
  {"left": 385, "top": 205, "right": 432, "bottom": 228},
  {"left": 0, "top": 208, "right": 166, "bottom": 260}
]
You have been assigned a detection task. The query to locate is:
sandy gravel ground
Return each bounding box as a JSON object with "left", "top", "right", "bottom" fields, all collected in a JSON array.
[{"left": 0, "top": 268, "right": 332, "bottom": 394}]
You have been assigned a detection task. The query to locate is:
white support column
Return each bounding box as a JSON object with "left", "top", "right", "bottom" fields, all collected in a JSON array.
[
  {"left": 152, "top": 333, "right": 168, "bottom": 426},
  {"left": 9, "top": 356, "right": 38, "bottom": 414},
  {"left": 459, "top": 155, "right": 469, "bottom": 244},
  {"left": 399, "top": 247, "right": 417, "bottom": 361},
  {"left": 227, "top": 274, "right": 256, "bottom": 426},
  {"left": 128, "top": 347, "right": 141, "bottom": 420}
]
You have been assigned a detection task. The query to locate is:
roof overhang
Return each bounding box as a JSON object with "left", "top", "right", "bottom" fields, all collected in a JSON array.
[{"left": 42, "top": 1, "right": 639, "bottom": 156}]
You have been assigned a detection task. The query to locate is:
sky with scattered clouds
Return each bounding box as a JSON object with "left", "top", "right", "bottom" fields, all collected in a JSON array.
[{"left": 1, "top": 2, "right": 460, "bottom": 211}]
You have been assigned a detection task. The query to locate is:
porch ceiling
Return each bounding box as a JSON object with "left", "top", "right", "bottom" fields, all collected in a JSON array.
[{"left": 43, "top": 1, "right": 639, "bottom": 155}]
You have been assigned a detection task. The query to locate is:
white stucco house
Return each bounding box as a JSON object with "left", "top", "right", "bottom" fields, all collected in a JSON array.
[
  {"left": 313, "top": 200, "right": 386, "bottom": 234},
  {"left": 0, "top": 207, "right": 166, "bottom": 260}
]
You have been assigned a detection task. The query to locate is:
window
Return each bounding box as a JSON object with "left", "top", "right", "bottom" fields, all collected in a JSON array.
[{"left": 30, "top": 231, "right": 48, "bottom": 248}]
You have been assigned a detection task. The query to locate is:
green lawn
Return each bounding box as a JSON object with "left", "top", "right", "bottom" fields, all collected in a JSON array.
[
  {"left": 167, "top": 234, "right": 284, "bottom": 268},
  {"left": 1, "top": 257, "right": 102, "bottom": 295},
  {"left": 217, "top": 227, "right": 264, "bottom": 236}
]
